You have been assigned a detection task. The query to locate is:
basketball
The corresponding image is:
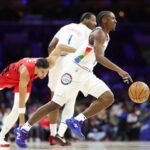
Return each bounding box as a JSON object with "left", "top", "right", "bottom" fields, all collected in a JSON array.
[{"left": 128, "top": 81, "right": 150, "bottom": 103}]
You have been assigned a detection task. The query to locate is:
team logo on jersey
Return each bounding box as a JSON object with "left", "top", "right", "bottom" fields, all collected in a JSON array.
[
  {"left": 74, "top": 46, "right": 92, "bottom": 63},
  {"left": 61, "top": 73, "right": 72, "bottom": 85}
]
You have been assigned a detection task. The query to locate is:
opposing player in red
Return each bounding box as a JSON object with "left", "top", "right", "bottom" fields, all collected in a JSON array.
[{"left": 0, "top": 57, "right": 49, "bottom": 147}]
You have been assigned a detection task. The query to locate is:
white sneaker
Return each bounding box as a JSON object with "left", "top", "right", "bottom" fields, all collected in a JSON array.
[{"left": 0, "top": 139, "right": 10, "bottom": 147}]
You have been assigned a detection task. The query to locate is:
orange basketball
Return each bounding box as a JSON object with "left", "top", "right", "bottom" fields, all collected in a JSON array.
[{"left": 128, "top": 81, "right": 150, "bottom": 103}]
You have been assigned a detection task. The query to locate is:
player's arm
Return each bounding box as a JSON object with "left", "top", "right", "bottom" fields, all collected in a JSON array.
[
  {"left": 93, "top": 29, "right": 133, "bottom": 83},
  {"left": 47, "top": 44, "right": 75, "bottom": 68},
  {"left": 47, "top": 30, "right": 75, "bottom": 68},
  {"left": 48, "top": 37, "right": 59, "bottom": 54},
  {"left": 48, "top": 27, "right": 64, "bottom": 55},
  {"left": 18, "top": 65, "right": 30, "bottom": 125},
  {"left": 47, "top": 45, "right": 62, "bottom": 68}
]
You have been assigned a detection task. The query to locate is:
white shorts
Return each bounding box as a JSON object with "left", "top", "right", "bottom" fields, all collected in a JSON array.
[
  {"left": 52, "top": 62, "right": 111, "bottom": 106},
  {"left": 48, "top": 56, "right": 66, "bottom": 91}
]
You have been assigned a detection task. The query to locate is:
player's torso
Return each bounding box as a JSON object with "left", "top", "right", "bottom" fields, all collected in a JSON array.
[
  {"left": 7, "top": 58, "right": 36, "bottom": 80},
  {"left": 72, "top": 30, "right": 110, "bottom": 71},
  {"left": 57, "top": 23, "right": 92, "bottom": 53},
  {"left": 0, "top": 58, "right": 36, "bottom": 90},
  {"left": 52, "top": 23, "right": 92, "bottom": 70}
]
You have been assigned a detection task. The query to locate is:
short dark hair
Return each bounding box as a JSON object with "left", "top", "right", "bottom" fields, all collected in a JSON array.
[
  {"left": 36, "top": 58, "right": 49, "bottom": 69},
  {"left": 80, "top": 12, "right": 95, "bottom": 22},
  {"left": 97, "top": 11, "right": 112, "bottom": 26}
]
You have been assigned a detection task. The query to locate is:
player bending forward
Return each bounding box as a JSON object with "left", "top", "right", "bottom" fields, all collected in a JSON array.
[{"left": 0, "top": 58, "right": 49, "bottom": 147}]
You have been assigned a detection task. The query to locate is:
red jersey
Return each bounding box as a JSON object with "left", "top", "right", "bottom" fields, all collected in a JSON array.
[{"left": 0, "top": 58, "right": 37, "bottom": 93}]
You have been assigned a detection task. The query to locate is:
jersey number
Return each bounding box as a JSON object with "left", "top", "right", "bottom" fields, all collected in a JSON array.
[
  {"left": 25, "top": 58, "right": 36, "bottom": 63},
  {"left": 68, "top": 35, "right": 73, "bottom": 45}
]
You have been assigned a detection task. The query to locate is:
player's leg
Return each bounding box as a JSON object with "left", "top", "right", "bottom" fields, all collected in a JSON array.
[
  {"left": 55, "top": 92, "right": 77, "bottom": 146},
  {"left": 66, "top": 74, "right": 114, "bottom": 139},
  {"left": 14, "top": 101, "right": 61, "bottom": 148},
  {"left": 26, "top": 77, "right": 77, "bottom": 126},
  {"left": 15, "top": 70, "right": 79, "bottom": 148},
  {"left": 0, "top": 93, "right": 20, "bottom": 147},
  {"left": 82, "top": 75, "right": 114, "bottom": 119},
  {"left": 48, "top": 110, "right": 59, "bottom": 145},
  {"left": 0, "top": 93, "right": 29, "bottom": 147},
  {"left": 47, "top": 63, "right": 60, "bottom": 145},
  {"left": 82, "top": 91, "right": 114, "bottom": 117}
]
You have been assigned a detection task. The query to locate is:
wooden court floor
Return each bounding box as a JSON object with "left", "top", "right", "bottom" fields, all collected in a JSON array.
[{"left": 1, "top": 141, "right": 150, "bottom": 150}]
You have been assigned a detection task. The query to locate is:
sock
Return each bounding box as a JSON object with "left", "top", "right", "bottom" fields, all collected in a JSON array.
[
  {"left": 57, "top": 95, "right": 76, "bottom": 137},
  {"left": 57, "top": 123, "right": 68, "bottom": 137},
  {"left": 75, "top": 113, "right": 86, "bottom": 121},
  {"left": 50, "top": 124, "right": 57, "bottom": 136},
  {"left": 21, "top": 122, "right": 32, "bottom": 132}
]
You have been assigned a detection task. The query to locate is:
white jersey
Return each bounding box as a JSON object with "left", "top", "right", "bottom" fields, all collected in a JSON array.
[
  {"left": 48, "top": 23, "right": 92, "bottom": 91},
  {"left": 54, "top": 23, "right": 92, "bottom": 52},
  {"left": 72, "top": 27, "right": 110, "bottom": 71},
  {"left": 52, "top": 27, "right": 112, "bottom": 106}
]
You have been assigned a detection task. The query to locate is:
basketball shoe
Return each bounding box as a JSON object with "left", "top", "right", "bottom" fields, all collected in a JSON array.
[
  {"left": 66, "top": 117, "right": 85, "bottom": 139},
  {"left": 55, "top": 134, "right": 71, "bottom": 146},
  {"left": 0, "top": 138, "right": 10, "bottom": 147},
  {"left": 48, "top": 136, "right": 57, "bottom": 145},
  {"left": 14, "top": 127, "right": 28, "bottom": 148}
]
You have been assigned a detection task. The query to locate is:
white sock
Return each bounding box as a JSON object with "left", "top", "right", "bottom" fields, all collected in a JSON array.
[
  {"left": 0, "top": 93, "right": 20, "bottom": 140},
  {"left": 57, "top": 123, "right": 67, "bottom": 137},
  {"left": 57, "top": 95, "right": 76, "bottom": 137},
  {"left": 75, "top": 113, "right": 86, "bottom": 121},
  {"left": 50, "top": 124, "right": 57, "bottom": 136},
  {"left": 21, "top": 122, "right": 32, "bottom": 132}
]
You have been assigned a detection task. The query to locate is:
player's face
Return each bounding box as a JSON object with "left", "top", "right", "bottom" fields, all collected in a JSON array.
[
  {"left": 37, "top": 68, "right": 49, "bottom": 79},
  {"left": 107, "top": 12, "right": 117, "bottom": 31},
  {"left": 87, "top": 15, "right": 97, "bottom": 30}
]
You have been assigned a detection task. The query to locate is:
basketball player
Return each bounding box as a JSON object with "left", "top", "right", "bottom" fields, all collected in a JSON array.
[
  {"left": 0, "top": 58, "right": 49, "bottom": 147},
  {"left": 47, "top": 12, "right": 96, "bottom": 145},
  {"left": 14, "top": 11, "right": 133, "bottom": 148}
]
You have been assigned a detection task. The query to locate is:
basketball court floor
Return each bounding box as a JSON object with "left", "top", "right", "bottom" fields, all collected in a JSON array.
[{"left": 1, "top": 141, "right": 150, "bottom": 150}]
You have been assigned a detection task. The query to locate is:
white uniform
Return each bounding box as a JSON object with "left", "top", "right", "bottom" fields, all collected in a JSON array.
[
  {"left": 52, "top": 27, "right": 111, "bottom": 106},
  {"left": 48, "top": 23, "right": 93, "bottom": 137},
  {"left": 48, "top": 23, "right": 91, "bottom": 91}
]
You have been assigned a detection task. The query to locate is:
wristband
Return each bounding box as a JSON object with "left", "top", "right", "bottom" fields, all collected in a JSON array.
[{"left": 18, "top": 108, "right": 26, "bottom": 114}]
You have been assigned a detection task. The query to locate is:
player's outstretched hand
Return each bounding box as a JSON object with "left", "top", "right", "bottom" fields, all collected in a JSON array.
[{"left": 117, "top": 69, "right": 133, "bottom": 84}]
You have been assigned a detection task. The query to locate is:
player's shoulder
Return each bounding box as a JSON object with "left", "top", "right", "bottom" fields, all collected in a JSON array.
[
  {"left": 20, "top": 58, "right": 37, "bottom": 66},
  {"left": 59, "top": 23, "right": 77, "bottom": 32},
  {"left": 95, "top": 27, "right": 104, "bottom": 33},
  {"left": 91, "top": 27, "right": 105, "bottom": 41},
  {"left": 78, "top": 23, "right": 89, "bottom": 29},
  {"left": 22, "top": 58, "right": 36, "bottom": 62},
  {"left": 63, "top": 23, "right": 77, "bottom": 28},
  {"left": 93, "top": 27, "right": 105, "bottom": 36},
  {"left": 76, "top": 23, "right": 92, "bottom": 34}
]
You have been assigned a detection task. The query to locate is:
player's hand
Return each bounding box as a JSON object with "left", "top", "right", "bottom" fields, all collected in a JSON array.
[{"left": 117, "top": 69, "right": 133, "bottom": 84}]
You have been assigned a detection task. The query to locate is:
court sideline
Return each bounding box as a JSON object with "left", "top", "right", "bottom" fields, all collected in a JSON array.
[{"left": 1, "top": 141, "right": 150, "bottom": 150}]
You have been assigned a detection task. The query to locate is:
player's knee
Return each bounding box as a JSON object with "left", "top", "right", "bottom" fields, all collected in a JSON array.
[
  {"left": 100, "top": 90, "right": 114, "bottom": 104},
  {"left": 107, "top": 91, "right": 115, "bottom": 104}
]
